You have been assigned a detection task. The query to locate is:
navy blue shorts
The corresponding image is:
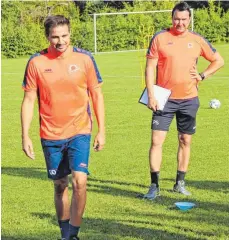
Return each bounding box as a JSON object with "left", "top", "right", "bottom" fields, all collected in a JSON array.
[
  {"left": 41, "top": 134, "right": 91, "bottom": 180},
  {"left": 152, "top": 97, "right": 200, "bottom": 134}
]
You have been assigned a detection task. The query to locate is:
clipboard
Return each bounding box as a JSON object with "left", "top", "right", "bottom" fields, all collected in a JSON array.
[{"left": 139, "top": 85, "right": 171, "bottom": 111}]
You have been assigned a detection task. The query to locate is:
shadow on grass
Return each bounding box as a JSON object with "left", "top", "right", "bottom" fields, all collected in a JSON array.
[
  {"left": 87, "top": 182, "right": 140, "bottom": 198},
  {"left": 2, "top": 168, "right": 146, "bottom": 187},
  {"left": 1, "top": 237, "right": 42, "bottom": 240},
  {"left": 131, "top": 207, "right": 229, "bottom": 229},
  {"left": 2, "top": 167, "right": 228, "bottom": 212},
  {"left": 2, "top": 167, "right": 47, "bottom": 180},
  {"left": 2, "top": 167, "right": 228, "bottom": 211},
  {"left": 118, "top": 218, "right": 222, "bottom": 239},
  {"left": 163, "top": 178, "right": 229, "bottom": 193},
  {"left": 87, "top": 179, "right": 229, "bottom": 214},
  {"left": 31, "top": 212, "right": 57, "bottom": 225},
  {"left": 88, "top": 177, "right": 146, "bottom": 188},
  {"left": 82, "top": 217, "right": 198, "bottom": 240},
  {"left": 2, "top": 215, "right": 199, "bottom": 240}
]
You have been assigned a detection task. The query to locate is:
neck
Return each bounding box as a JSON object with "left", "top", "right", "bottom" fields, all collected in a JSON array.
[
  {"left": 171, "top": 27, "right": 188, "bottom": 37},
  {"left": 49, "top": 45, "right": 70, "bottom": 58},
  {"left": 171, "top": 27, "right": 188, "bottom": 36}
]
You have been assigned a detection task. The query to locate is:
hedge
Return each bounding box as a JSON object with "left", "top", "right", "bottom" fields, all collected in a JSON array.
[{"left": 1, "top": 0, "right": 229, "bottom": 58}]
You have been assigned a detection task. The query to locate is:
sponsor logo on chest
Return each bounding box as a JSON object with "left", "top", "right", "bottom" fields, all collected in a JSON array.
[{"left": 44, "top": 68, "right": 53, "bottom": 73}]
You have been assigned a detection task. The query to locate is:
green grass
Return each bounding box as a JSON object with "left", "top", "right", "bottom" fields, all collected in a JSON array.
[{"left": 2, "top": 44, "right": 229, "bottom": 240}]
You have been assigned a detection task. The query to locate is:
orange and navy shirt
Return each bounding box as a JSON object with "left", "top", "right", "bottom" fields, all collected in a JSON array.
[
  {"left": 147, "top": 28, "right": 216, "bottom": 99},
  {"left": 22, "top": 46, "right": 102, "bottom": 140}
]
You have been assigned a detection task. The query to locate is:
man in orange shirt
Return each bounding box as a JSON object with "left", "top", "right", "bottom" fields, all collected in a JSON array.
[
  {"left": 143, "top": 2, "right": 224, "bottom": 200},
  {"left": 21, "top": 15, "right": 105, "bottom": 240}
]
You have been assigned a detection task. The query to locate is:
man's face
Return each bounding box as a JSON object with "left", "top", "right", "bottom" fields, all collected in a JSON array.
[
  {"left": 47, "top": 24, "right": 70, "bottom": 53},
  {"left": 172, "top": 10, "right": 191, "bottom": 34}
]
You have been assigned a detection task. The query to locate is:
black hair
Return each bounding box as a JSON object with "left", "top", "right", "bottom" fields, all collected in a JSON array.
[
  {"left": 44, "top": 15, "right": 70, "bottom": 37},
  {"left": 172, "top": 2, "right": 191, "bottom": 18}
]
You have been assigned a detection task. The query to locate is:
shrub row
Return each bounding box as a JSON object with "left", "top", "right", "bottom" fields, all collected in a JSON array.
[{"left": 1, "top": 1, "right": 229, "bottom": 58}]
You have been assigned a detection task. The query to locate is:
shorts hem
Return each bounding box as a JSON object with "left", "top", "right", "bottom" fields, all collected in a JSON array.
[
  {"left": 151, "top": 128, "right": 169, "bottom": 132},
  {"left": 71, "top": 168, "right": 89, "bottom": 175},
  {"left": 178, "top": 130, "right": 196, "bottom": 135},
  {"left": 48, "top": 171, "right": 71, "bottom": 181}
]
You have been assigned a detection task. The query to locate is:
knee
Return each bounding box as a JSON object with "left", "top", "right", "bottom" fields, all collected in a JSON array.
[
  {"left": 151, "top": 136, "right": 164, "bottom": 149},
  {"left": 72, "top": 176, "right": 87, "bottom": 193},
  {"left": 178, "top": 135, "right": 192, "bottom": 147},
  {"left": 54, "top": 178, "right": 68, "bottom": 196}
]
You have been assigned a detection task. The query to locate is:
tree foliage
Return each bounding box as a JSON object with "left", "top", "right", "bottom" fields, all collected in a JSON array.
[{"left": 1, "top": 0, "right": 229, "bottom": 58}]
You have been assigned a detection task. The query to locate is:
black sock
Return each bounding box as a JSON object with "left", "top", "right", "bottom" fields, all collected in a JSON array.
[
  {"left": 176, "top": 170, "right": 186, "bottom": 184},
  {"left": 69, "top": 224, "right": 80, "bottom": 237},
  {"left": 58, "top": 219, "right": 70, "bottom": 239},
  {"left": 150, "top": 171, "right": 160, "bottom": 187}
]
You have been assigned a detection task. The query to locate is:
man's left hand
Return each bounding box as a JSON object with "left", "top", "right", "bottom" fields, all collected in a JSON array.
[
  {"left": 93, "top": 131, "right": 105, "bottom": 152},
  {"left": 190, "top": 65, "right": 202, "bottom": 81}
]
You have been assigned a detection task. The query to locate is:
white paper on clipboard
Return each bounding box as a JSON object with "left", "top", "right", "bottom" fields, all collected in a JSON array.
[{"left": 139, "top": 85, "right": 171, "bottom": 111}]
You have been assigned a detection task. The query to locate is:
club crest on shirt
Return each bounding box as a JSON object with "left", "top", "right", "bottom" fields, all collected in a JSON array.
[
  {"left": 188, "top": 43, "right": 193, "bottom": 48},
  {"left": 68, "top": 64, "right": 80, "bottom": 73}
]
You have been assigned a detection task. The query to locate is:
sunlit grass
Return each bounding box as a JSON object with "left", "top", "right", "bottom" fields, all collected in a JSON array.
[{"left": 1, "top": 44, "right": 229, "bottom": 239}]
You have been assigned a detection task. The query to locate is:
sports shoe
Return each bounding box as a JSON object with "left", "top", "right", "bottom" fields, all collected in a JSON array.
[
  {"left": 143, "top": 183, "right": 160, "bottom": 200},
  {"left": 173, "top": 180, "right": 191, "bottom": 196},
  {"left": 69, "top": 236, "right": 79, "bottom": 240}
]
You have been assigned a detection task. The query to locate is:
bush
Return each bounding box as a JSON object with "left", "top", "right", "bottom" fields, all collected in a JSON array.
[
  {"left": 1, "top": 1, "right": 80, "bottom": 58},
  {"left": 194, "top": 1, "right": 227, "bottom": 43},
  {"left": 1, "top": 0, "right": 229, "bottom": 58}
]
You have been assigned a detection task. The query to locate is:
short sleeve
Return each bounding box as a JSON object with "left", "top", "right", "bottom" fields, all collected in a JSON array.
[
  {"left": 146, "top": 34, "right": 159, "bottom": 59},
  {"left": 86, "top": 55, "right": 103, "bottom": 89},
  {"left": 199, "top": 37, "right": 216, "bottom": 61},
  {"left": 22, "top": 59, "right": 38, "bottom": 91}
]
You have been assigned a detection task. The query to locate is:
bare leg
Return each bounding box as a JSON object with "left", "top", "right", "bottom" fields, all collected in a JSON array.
[
  {"left": 70, "top": 171, "right": 87, "bottom": 226},
  {"left": 173, "top": 132, "right": 193, "bottom": 195},
  {"left": 177, "top": 133, "right": 192, "bottom": 171},
  {"left": 149, "top": 130, "right": 167, "bottom": 172},
  {"left": 143, "top": 130, "right": 168, "bottom": 199},
  {"left": 54, "top": 176, "right": 70, "bottom": 220}
]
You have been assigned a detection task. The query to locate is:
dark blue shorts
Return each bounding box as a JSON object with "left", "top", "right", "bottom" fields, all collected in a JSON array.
[
  {"left": 152, "top": 97, "right": 200, "bottom": 134},
  {"left": 41, "top": 134, "right": 91, "bottom": 180}
]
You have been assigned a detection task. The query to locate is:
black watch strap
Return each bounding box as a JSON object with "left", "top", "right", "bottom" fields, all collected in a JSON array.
[{"left": 199, "top": 72, "right": 205, "bottom": 80}]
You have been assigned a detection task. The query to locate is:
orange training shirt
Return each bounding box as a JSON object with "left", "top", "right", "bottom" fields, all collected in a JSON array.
[
  {"left": 22, "top": 46, "right": 102, "bottom": 140},
  {"left": 147, "top": 28, "right": 216, "bottom": 99}
]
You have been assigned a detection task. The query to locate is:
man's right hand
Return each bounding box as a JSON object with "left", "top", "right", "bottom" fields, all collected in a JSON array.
[
  {"left": 22, "top": 136, "right": 35, "bottom": 160},
  {"left": 147, "top": 97, "right": 158, "bottom": 112}
]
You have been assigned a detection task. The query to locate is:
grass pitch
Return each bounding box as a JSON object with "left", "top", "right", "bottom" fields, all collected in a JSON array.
[{"left": 1, "top": 44, "right": 229, "bottom": 240}]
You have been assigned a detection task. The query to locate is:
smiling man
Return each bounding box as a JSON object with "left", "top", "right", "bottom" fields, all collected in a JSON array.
[
  {"left": 21, "top": 15, "right": 105, "bottom": 240},
  {"left": 142, "top": 2, "right": 224, "bottom": 200}
]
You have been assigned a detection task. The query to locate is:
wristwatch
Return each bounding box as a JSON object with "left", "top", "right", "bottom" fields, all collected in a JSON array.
[{"left": 199, "top": 72, "right": 205, "bottom": 81}]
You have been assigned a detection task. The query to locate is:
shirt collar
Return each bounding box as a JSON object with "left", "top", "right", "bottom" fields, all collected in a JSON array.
[
  {"left": 170, "top": 27, "right": 189, "bottom": 38},
  {"left": 48, "top": 45, "right": 73, "bottom": 59}
]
